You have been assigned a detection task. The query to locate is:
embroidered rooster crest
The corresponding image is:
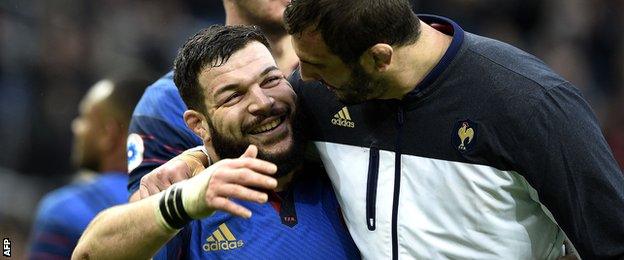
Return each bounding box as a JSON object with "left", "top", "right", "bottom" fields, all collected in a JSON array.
[
  {"left": 452, "top": 120, "right": 477, "bottom": 153},
  {"left": 457, "top": 122, "right": 474, "bottom": 151}
]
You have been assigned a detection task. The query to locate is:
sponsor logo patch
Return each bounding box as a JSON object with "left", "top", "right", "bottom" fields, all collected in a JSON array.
[
  {"left": 203, "top": 223, "right": 244, "bottom": 252},
  {"left": 331, "top": 106, "right": 355, "bottom": 128},
  {"left": 127, "top": 133, "right": 144, "bottom": 172}
]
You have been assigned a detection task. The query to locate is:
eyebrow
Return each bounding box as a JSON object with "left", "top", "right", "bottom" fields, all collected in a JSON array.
[
  {"left": 213, "top": 66, "right": 280, "bottom": 98},
  {"left": 261, "top": 66, "right": 279, "bottom": 76},
  {"left": 300, "top": 58, "right": 326, "bottom": 69},
  {"left": 300, "top": 58, "right": 321, "bottom": 66}
]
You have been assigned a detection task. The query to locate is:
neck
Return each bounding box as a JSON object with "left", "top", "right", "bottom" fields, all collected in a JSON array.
[
  {"left": 99, "top": 152, "right": 127, "bottom": 173},
  {"left": 224, "top": 2, "right": 298, "bottom": 76},
  {"left": 269, "top": 35, "right": 299, "bottom": 76},
  {"left": 381, "top": 21, "right": 453, "bottom": 100},
  {"left": 98, "top": 135, "right": 128, "bottom": 173},
  {"left": 274, "top": 167, "right": 298, "bottom": 192}
]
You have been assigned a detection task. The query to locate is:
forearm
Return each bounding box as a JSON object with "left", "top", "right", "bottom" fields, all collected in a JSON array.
[{"left": 72, "top": 193, "right": 178, "bottom": 259}]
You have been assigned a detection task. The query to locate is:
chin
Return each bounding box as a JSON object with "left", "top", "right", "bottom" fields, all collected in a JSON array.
[{"left": 257, "top": 137, "right": 293, "bottom": 158}]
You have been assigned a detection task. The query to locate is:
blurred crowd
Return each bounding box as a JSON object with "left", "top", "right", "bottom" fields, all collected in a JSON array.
[{"left": 0, "top": 0, "right": 622, "bottom": 258}]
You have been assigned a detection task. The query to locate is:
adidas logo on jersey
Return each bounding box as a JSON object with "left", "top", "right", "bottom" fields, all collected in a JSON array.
[
  {"left": 331, "top": 107, "right": 355, "bottom": 128},
  {"left": 203, "top": 223, "right": 244, "bottom": 252}
]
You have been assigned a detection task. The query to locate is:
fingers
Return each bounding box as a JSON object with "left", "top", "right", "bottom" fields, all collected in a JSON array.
[
  {"left": 139, "top": 184, "right": 149, "bottom": 199},
  {"left": 225, "top": 157, "right": 277, "bottom": 175},
  {"left": 138, "top": 159, "right": 195, "bottom": 199},
  {"left": 167, "top": 159, "right": 193, "bottom": 182},
  {"left": 139, "top": 176, "right": 165, "bottom": 199},
  {"left": 209, "top": 197, "right": 252, "bottom": 219},
  {"left": 239, "top": 145, "right": 258, "bottom": 159},
  {"left": 216, "top": 168, "right": 277, "bottom": 190},
  {"left": 215, "top": 183, "right": 268, "bottom": 203}
]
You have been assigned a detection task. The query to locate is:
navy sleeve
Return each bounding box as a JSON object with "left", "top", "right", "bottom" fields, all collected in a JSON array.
[
  {"left": 512, "top": 83, "right": 624, "bottom": 259},
  {"left": 127, "top": 72, "right": 202, "bottom": 194}
]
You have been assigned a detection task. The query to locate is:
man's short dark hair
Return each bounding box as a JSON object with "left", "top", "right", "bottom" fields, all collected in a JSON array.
[
  {"left": 173, "top": 24, "right": 271, "bottom": 114},
  {"left": 284, "top": 0, "right": 421, "bottom": 64}
]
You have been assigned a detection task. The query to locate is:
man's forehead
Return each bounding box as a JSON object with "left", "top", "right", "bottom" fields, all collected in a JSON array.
[
  {"left": 293, "top": 29, "right": 337, "bottom": 64},
  {"left": 199, "top": 42, "right": 277, "bottom": 93},
  {"left": 80, "top": 80, "right": 114, "bottom": 113}
]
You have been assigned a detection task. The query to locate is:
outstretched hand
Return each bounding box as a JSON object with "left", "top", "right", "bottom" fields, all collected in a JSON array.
[{"left": 181, "top": 145, "right": 278, "bottom": 219}]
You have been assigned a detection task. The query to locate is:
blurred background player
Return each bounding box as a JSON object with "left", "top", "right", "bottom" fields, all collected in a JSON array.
[
  {"left": 27, "top": 75, "right": 149, "bottom": 259},
  {"left": 126, "top": 0, "right": 299, "bottom": 201}
]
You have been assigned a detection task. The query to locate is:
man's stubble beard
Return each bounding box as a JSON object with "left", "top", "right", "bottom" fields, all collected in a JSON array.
[
  {"left": 333, "top": 64, "right": 389, "bottom": 106},
  {"left": 207, "top": 113, "right": 305, "bottom": 178}
]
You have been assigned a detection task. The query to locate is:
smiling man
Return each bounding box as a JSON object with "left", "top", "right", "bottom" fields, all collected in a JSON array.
[
  {"left": 126, "top": 0, "right": 300, "bottom": 201},
  {"left": 72, "top": 25, "right": 359, "bottom": 260}
]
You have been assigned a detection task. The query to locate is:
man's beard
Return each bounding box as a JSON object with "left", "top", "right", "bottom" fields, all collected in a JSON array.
[
  {"left": 207, "top": 114, "right": 305, "bottom": 177},
  {"left": 332, "top": 64, "right": 388, "bottom": 105}
]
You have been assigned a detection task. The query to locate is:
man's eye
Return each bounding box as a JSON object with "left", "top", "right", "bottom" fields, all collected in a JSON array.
[
  {"left": 262, "top": 76, "right": 283, "bottom": 87},
  {"left": 223, "top": 92, "right": 241, "bottom": 105}
]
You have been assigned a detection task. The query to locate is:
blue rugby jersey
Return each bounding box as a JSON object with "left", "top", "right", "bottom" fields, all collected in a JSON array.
[
  {"left": 28, "top": 173, "right": 128, "bottom": 259},
  {"left": 127, "top": 71, "right": 202, "bottom": 194},
  {"left": 157, "top": 165, "right": 360, "bottom": 260}
]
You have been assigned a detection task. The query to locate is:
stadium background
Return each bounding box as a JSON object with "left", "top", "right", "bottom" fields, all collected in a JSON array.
[{"left": 0, "top": 0, "right": 622, "bottom": 258}]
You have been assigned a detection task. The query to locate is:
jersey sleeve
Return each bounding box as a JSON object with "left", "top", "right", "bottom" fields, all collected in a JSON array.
[
  {"left": 28, "top": 195, "right": 83, "bottom": 259},
  {"left": 127, "top": 72, "right": 202, "bottom": 194},
  {"left": 510, "top": 82, "right": 624, "bottom": 259}
]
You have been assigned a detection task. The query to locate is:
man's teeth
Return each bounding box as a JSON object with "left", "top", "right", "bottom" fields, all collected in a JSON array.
[{"left": 250, "top": 118, "right": 282, "bottom": 134}]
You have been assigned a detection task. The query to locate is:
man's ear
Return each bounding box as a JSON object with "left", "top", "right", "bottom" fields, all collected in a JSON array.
[
  {"left": 360, "top": 43, "right": 393, "bottom": 73},
  {"left": 183, "top": 110, "right": 211, "bottom": 142}
]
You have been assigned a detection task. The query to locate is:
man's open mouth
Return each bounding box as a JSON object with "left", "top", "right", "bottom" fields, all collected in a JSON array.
[{"left": 248, "top": 116, "right": 285, "bottom": 134}]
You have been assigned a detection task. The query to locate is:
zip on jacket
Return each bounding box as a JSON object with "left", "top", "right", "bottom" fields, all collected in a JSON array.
[{"left": 366, "top": 144, "right": 380, "bottom": 231}]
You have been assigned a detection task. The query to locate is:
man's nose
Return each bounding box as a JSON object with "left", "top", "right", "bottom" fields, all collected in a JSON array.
[{"left": 247, "top": 86, "right": 274, "bottom": 115}]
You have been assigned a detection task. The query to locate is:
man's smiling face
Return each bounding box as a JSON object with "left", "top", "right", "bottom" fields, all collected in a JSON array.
[{"left": 199, "top": 41, "right": 301, "bottom": 173}]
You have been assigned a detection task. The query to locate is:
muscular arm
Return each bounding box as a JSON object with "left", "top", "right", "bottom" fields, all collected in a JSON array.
[
  {"left": 72, "top": 194, "right": 177, "bottom": 259},
  {"left": 74, "top": 146, "right": 277, "bottom": 259}
]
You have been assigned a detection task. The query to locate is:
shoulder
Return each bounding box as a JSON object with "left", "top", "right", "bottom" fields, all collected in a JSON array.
[
  {"left": 448, "top": 34, "right": 583, "bottom": 120},
  {"left": 460, "top": 33, "right": 566, "bottom": 91},
  {"left": 34, "top": 184, "right": 88, "bottom": 227},
  {"left": 36, "top": 174, "right": 128, "bottom": 222},
  {"left": 132, "top": 71, "right": 187, "bottom": 122},
  {"left": 92, "top": 172, "right": 128, "bottom": 188}
]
